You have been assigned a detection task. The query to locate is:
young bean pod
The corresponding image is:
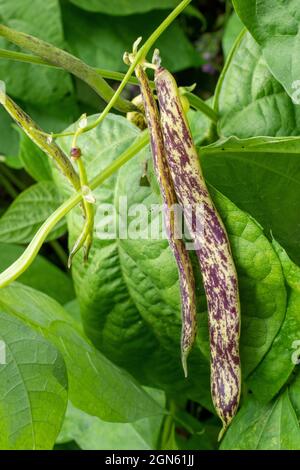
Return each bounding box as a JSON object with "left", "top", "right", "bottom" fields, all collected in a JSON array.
[
  {"left": 155, "top": 62, "right": 241, "bottom": 434},
  {"left": 135, "top": 63, "right": 197, "bottom": 376},
  {"left": 0, "top": 87, "right": 79, "bottom": 190}
]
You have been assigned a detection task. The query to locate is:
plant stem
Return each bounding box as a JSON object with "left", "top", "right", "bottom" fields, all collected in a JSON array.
[
  {"left": 185, "top": 92, "right": 218, "bottom": 123},
  {"left": 72, "top": 0, "right": 193, "bottom": 139},
  {"left": 0, "top": 131, "right": 150, "bottom": 288},
  {"left": 0, "top": 25, "right": 135, "bottom": 113},
  {"left": 0, "top": 163, "right": 27, "bottom": 191},
  {"left": 0, "top": 47, "right": 218, "bottom": 123},
  {"left": 0, "top": 172, "right": 18, "bottom": 198},
  {"left": 0, "top": 48, "right": 144, "bottom": 87}
]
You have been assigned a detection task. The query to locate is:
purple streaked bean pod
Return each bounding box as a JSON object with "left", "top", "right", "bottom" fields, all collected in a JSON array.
[
  {"left": 135, "top": 64, "right": 197, "bottom": 376},
  {"left": 155, "top": 64, "right": 241, "bottom": 435}
]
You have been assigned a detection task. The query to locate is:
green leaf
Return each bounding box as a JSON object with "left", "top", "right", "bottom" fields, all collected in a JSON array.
[
  {"left": 247, "top": 240, "right": 300, "bottom": 402},
  {"left": 0, "top": 310, "right": 68, "bottom": 450},
  {"left": 69, "top": 0, "right": 180, "bottom": 15},
  {"left": 289, "top": 373, "right": 300, "bottom": 419},
  {"left": 0, "top": 283, "right": 163, "bottom": 423},
  {"left": 221, "top": 391, "right": 300, "bottom": 450},
  {"left": 18, "top": 133, "right": 52, "bottom": 182},
  {"left": 0, "top": 0, "right": 73, "bottom": 105},
  {"left": 232, "top": 0, "right": 300, "bottom": 100},
  {"left": 57, "top": 388, "right": 165, "bottom": 450},
  {"left": 187, "top": 108, "right": 211, "bottom": 146},
  {"left": 0, "top": 181, "right": 66, "bottom": 243},
  {"left": 55, "top": 114, "right": 286, "bottom": 412},
  {"left": 62, "top": 4, "right": 201, "bottom": 73},
  {"left": 0, "top": 107, "right": 19, "bottom": 159},
  {"left": 222, "top": 12, "right": 243, "bottom": 59},
  {"left": 117, "top": 158, "right": 286, "bottom": 378},
  {"left": 201, "top": 136, "right": 300, "bottom": 264},
  {"left": 55, "top": 114, "right": 212, "bottom": 410},
  {"left": 24, "top": 95, "right": 80, "bottom": 134},
  {"left": 0, "top": 243, "right": 74, "bottom": 304},
  {"left": 217, "top": 31, "right": 300, "bottom": 138}
]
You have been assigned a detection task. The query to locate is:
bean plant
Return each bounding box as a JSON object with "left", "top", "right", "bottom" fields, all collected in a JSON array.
[{"left": 0, "top": 0, "right": 300, "bottom": 451}]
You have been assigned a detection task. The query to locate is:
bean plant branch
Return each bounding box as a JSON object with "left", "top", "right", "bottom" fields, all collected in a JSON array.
[
  {"left": 0, "top": 47, "right": 217, "bottom": 123},
  {"left": 0, "top": 48, "right": 143, "bottom": 87},
  {"left": 0, "top": 131, "right": 150, "bottom": 288},
  {"left": 0, "top": 24, "right": 135, "bottom": 114},
  {"left": 69, "top": 0, "right": 193, "bottom": 144},
  {"left": 185, "top": 92, "right": 218, "bottom": 123}
]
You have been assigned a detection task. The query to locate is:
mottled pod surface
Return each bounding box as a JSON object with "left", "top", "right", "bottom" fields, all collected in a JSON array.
[
  {"left": 135, "top": 64, "right": 197, "bottom": 375},
  {"left": 155, "top": 65, "right": 241, "bottom": 432}
]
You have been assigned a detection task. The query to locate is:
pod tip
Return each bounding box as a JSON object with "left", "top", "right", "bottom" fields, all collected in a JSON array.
[{"left": 181, "top": 351, "right": 189, "bottom": 378}]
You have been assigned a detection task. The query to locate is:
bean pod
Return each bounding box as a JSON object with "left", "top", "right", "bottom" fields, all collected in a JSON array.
[
  {"left": 135, "top": 64, "right": 197, "bottom": 375},
  {"left": 0, "top": 87, "right": 79, "bottom": 190},
  {"left": 155, "top": 65, "right": 241, "bottom": 434}
]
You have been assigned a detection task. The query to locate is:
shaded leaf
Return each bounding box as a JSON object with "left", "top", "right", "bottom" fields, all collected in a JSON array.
[
  {"left": 0, "top": 283, "right": 163, "bottom": 423},
  {"left": 0, "top": 242, "right": 74, "bottom": 304},
  {"left": 248, "top": 240, "right": 300, "bottom": 402},
  {"left": 57, "top": 388, "right": 165, "bottom": 450},
  {"left": 201, "top": 136, "right": 300, "bottom": 264},
  {"left": 0, "top": 311, "right": 68, "bottom": 450},
  {"left": 233, "top": 0, "right": 300, "bottom": 100},
  {"left": 0, "top": 0, "right": 73, "bottom": 104},
  {"left": 0, "top": 181, "right": 66, "bottom": 243},
  {"left": 62, "top": 4, "right": 201, "bottom": 73}
]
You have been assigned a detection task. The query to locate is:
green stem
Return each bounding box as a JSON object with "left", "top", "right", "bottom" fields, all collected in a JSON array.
[
  {"left": 0, "top": 131, "right": 150, "bottom": 288},
  {"left": 213, "top": 28, "right": 246, "bottom": 114},
  {"left": 0, "top": 47, "right": 219, "bottom": 124},
  {"left": 0, "top": 172, "right": 18, "bottom": 198},
  {"left": 0, "top": 163, "right": 27, "bottom": 191},
  {"left": 0, "top": 48, "right": 144, "bottom": 87},
  {"left": 185, "top": 92, "right": 218, "bottom": 123},
  {"left": 49, "top": 240, "right": 68, "bottom": 267},
  {"left": 70, "top": 0, "right": 193, "bottom": 137},
  {"left": 0, "top": 25, "right": 135, "bottom": 113}
]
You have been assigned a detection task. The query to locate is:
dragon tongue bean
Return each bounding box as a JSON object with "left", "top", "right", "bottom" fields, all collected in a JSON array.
[
  {"left": 155, "top": 64, "right": 241, "bottom": 435},
  {"left": 135, "top": 64, "right": 197, "bottom": 376}
]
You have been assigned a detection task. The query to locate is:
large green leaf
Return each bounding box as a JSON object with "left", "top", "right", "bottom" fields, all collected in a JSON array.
[
  {"left": 248, "top": 241, "right": 300, "bottom": 403},
  {"left": 221, "top": 390, "right": 300, "bottom": 450},
  {"left": 24, "top": 95, "right": 80, "bottom": 134},
  {"left": 201, "top": 136, "right": 300, "bottom": 264},
  {"left": 69, "top": 0, "right": 180, "bottom": 15},
  {"left": 0, "top": 181, "right": 66, "bottom": 243},
  {"left": 55, "top": 114, "right": 286, "bottom": 413},
  {"left": 0, "top": 311, "right": 68, "bottom": 450},
  {"left": 57, "top": 388, "right": 165, "bottom": 450},
  {"left": 116, "top": 155, "right": 286, "bottom": 378},
  {"left": 0, "top": 0, "right": 73, "bottom": 105},
  {"left": 62, "top": 4, "right": 201, "bottom": 73},
  {"left": 0, "top": 243, "right": 74, "bottom": 304},
  {"left": 0, "top": 283, "right": 162, "bottom": 423},
  {"left": 217, "top": 31, "right": 300, "bottom": 138},
  {"left": 233, "top": 0, "right": 300, "bottom": 100},
  {"left": 222, "top": 12, "right": 243, "bottom": 59}
]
